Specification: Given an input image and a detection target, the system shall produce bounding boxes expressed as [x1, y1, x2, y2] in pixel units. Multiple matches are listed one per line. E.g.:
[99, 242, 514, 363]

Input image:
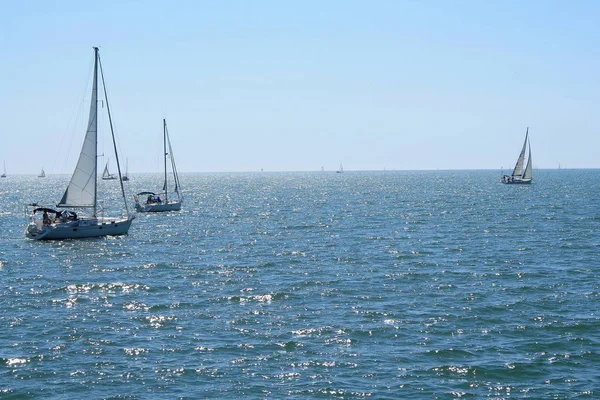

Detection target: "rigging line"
[97, 49, 129, 215]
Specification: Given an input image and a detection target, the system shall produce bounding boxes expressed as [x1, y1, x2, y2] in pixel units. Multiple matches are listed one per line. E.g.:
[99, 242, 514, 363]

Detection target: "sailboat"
[121, 159, 130, 181]
[25, 47, 135, 240]
[336, 162, 344, 173]
[1, 161, 6, 178]
[134, 119, 182, 212]
[38, 166, 45, 178]
[501, 127, 532, 184]
[102, 159, 117, 180]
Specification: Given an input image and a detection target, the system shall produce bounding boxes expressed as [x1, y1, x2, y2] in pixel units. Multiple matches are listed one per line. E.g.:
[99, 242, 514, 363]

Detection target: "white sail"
[39, 167, 45, 177]
[102, 162, 111, 178]
[523, 142, 533, 180]
[58, 51, 98, 209]
[511, 128, 528, 178]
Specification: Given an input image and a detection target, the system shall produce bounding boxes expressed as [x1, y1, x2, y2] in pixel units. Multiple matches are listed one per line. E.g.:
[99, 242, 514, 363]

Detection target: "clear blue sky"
[1, 0, 599, 173]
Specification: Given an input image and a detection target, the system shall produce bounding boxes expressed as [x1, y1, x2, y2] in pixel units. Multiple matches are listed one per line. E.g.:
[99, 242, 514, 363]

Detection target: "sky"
[1, 0, 599, 174]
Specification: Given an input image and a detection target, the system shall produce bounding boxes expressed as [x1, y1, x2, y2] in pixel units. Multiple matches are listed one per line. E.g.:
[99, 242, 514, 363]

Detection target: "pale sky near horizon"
[1, 1, 599, 174]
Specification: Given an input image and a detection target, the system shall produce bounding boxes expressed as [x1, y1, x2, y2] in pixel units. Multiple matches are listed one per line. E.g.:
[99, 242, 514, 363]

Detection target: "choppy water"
[1, 170, 599, 399]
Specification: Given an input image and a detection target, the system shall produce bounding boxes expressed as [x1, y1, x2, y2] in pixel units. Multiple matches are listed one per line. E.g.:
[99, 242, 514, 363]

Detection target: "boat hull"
[135, 201, 182, 213]
[25, 216, 134, 240]
[501, 177, 532, 184]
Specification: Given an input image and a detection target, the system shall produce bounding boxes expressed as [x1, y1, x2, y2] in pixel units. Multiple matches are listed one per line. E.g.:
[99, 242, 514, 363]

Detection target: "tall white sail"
[58, 48, 98, 210]
[523, 143, 533, 180]
[511, 128, 528, 178]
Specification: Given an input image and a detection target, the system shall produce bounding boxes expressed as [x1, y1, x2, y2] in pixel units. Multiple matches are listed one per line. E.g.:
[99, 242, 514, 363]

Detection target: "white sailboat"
[25, 47, 134, 240]
[1, 161, 6, 178]
[336, 162, 344, 173]
[134, 119, 182, 212]
[121, 158, 130, 181]
[38, 166, 45, 178]
[502, 127, 532, 184]
[102, 159, 117, 180]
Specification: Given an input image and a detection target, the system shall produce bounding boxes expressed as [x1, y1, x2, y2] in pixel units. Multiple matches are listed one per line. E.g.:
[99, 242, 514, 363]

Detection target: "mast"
[163, 118, 168, 203]
[98, 48, 129, 215]
[92, 47, 99, 216]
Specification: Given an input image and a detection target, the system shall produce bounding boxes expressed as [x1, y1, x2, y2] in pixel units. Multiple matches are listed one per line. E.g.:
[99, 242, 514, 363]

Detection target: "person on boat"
[156, 195, 162, 203]
[43, 211, 51, 225]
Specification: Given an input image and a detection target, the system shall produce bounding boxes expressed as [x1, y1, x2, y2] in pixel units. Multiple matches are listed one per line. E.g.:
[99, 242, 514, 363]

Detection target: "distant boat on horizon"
[102, 159, 117, 180]
[501, 127, 532, 184]
[336, 162, 344, 173]
[1, 161, 6, 178]
[38, 166, 45, 178]
[121, 158, 130, 181]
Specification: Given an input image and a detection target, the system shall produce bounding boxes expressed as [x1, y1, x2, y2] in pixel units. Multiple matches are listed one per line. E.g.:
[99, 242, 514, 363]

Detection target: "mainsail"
[58, 48, 98, 210]
[522, 142, 532, 180]
[511, 128, 529, 178]
[102, 162, 113, 179]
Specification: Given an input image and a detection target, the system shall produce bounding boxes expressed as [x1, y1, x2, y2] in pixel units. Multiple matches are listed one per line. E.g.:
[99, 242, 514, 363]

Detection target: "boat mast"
[163, 118, 168, 203]
[98, 48, 129, 215]
[92, 47, 99, 217]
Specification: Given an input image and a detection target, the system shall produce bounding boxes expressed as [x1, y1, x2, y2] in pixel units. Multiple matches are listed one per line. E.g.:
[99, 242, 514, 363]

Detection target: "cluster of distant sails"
[24, 47, 182, 241]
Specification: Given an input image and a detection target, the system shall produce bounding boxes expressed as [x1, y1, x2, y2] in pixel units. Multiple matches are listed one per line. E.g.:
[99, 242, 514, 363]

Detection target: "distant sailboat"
[1, 161, 6, 178]
[102, 159, 117, 180]
[502, 128, 532, 184]
[38, 167, 45, 178]
[134, 119, 182, 212]
[122, 159, 130, 181]
[336, 162, 344, 173]
[25, 47, 134, 240]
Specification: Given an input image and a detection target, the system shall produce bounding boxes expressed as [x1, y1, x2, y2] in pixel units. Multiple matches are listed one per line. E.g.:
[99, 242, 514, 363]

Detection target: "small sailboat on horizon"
[121, 158, 130, 181]
[102, 159, 117, 180]
[134, 118, 183, 212]
[38, 166, 45, 178]
[502, 127, 532, 184]
[25, 47, 134, 240]
[336, 162, 344, 173]
[1, 161, 6, 178]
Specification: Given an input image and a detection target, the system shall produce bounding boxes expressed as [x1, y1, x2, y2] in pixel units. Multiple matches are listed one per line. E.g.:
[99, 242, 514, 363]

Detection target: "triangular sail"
[103, 162, 111, 178]
[523, 141, 533, 180]
[58, 48, 98, 210]
[511, 128, 528, 178]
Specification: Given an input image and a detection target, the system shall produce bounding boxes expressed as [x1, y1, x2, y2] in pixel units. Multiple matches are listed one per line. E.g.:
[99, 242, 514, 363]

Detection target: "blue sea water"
[0, 170, 599, 399]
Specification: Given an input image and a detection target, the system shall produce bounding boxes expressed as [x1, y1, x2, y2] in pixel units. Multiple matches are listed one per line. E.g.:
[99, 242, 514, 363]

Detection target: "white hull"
[26, 216, 134, 240]
[135, 201, 182, 213]
[501, 176, 532, 184]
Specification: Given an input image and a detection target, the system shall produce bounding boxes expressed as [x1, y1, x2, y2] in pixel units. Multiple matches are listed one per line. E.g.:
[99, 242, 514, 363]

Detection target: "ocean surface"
[1, 170, 599, 399]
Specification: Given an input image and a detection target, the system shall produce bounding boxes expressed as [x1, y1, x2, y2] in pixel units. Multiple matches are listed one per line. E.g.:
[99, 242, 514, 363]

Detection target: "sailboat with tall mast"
[102, 159, 117, 180]
[25, 47, 134, 240]
[38, 166, 45, 178]
[121, 158, 130, 181]
[502, 127, 532, 184]
[134, 119, 182, 212]
[1, 161, 6, 178]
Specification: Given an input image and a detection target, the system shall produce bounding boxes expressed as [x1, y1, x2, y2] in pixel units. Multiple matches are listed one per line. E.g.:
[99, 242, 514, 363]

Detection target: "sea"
[0, 169, 599, 399]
